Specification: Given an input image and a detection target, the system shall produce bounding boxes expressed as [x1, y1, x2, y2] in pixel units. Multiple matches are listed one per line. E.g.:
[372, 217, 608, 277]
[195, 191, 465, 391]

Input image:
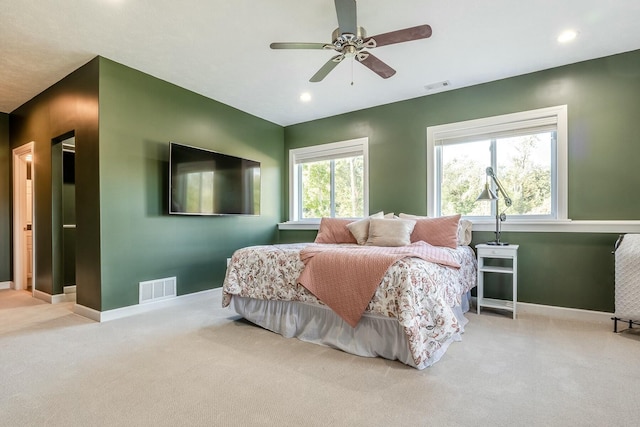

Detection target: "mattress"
[615, 234, 640, 319]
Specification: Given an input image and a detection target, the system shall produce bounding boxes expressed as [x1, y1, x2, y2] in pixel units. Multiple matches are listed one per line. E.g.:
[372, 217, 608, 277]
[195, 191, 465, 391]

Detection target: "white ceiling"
[1, 0, 639, 126]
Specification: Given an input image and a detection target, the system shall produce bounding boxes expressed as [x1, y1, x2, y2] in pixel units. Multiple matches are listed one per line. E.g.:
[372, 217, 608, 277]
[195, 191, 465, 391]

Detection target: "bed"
[222, 213, 477, 369]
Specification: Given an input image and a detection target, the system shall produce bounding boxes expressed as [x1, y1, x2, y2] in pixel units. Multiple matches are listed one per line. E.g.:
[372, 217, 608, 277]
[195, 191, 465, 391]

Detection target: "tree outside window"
[440, 132, 554, 218]
[300, 156, 364, 219]
[290, 138, 368, 221]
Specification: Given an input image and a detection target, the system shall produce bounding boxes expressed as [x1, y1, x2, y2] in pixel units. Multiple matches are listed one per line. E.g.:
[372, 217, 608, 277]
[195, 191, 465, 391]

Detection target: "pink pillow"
[408, 214, 461, 248]
[314, 218, 357, 244]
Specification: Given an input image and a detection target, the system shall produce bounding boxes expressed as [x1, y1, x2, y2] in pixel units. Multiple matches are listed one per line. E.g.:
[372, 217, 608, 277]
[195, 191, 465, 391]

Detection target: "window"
[427, 105, 568, 221]
[289, 138, 368, 221]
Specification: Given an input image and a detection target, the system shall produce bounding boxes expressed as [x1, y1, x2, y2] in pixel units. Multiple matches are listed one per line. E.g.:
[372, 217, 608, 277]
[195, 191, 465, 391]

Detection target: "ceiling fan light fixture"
[343, 45, 357, 58]
[269, 0, 432, 83]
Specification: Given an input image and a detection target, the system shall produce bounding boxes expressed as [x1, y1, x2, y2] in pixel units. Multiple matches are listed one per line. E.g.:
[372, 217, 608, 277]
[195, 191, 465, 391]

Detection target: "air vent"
[424, 80, 451, 92]
[139, 277, 177, 304]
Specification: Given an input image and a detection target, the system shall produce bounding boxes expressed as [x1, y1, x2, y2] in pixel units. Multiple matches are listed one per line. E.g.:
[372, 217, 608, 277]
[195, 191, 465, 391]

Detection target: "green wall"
[4, 50, 638, 314]
[0, 113, 9, 282]
[10, 58, 101, 308]
[282, 50, 640, 313]
[5, 56, 283, 312]
[97, 58, 284, 310]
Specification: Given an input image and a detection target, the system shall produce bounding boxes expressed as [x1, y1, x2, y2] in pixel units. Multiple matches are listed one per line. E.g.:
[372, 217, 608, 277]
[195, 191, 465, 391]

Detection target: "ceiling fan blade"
[334, 0, 357, 35]
[310, 55, 344, 82]
[270, 42, 330, 50]
[356, 52, 396, 79]
[366, 24, 432, 48]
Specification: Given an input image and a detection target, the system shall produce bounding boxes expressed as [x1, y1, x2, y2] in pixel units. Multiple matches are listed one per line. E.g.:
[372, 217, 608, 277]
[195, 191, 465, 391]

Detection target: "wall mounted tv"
[169, 142, 261, 216]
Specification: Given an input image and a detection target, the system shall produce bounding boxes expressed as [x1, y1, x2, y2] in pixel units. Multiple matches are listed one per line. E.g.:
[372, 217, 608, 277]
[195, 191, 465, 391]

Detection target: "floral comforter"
[222, 243, 477, 368]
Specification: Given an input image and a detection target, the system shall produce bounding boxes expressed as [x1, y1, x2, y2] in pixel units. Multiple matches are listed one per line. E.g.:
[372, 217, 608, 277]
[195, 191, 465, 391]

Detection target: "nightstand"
[476, 244, 519, 319]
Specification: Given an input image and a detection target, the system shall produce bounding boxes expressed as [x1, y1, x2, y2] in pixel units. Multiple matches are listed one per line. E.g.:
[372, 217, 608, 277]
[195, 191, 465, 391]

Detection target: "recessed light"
[300, 92, 312, 102]
[558, 30, 577, 43]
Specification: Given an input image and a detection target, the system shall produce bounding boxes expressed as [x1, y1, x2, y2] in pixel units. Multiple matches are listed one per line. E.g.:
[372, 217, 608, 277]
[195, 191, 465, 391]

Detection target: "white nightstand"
[476, 244, 519, 319]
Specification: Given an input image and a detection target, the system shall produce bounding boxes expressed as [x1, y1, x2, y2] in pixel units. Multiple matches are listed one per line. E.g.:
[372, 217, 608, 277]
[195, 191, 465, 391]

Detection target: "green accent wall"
[3, 50, 639, 314]
[470, 232, 616, 312]
[5, 56, 282, 312]
[277, 229, 317, 244]
[10, 58, 101, 308]
[97, 58, 283, 310]
[282, 49, 640, 313]
[0, 113, 9, 282]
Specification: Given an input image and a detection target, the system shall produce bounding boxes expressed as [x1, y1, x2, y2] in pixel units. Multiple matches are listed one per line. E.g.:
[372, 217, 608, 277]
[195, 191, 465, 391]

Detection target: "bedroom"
[1, 0, 640, 424]
[2, 52, 640, 317]
[1, 1, 639, 319]
[0, 0, 639, 325]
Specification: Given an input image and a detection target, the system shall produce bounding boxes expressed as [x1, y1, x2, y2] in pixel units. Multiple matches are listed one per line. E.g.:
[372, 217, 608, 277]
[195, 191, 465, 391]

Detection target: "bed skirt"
[230, 292, 471, 369]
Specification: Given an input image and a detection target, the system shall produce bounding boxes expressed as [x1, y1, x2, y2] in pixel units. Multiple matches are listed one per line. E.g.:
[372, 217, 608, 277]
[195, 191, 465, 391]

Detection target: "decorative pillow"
[346, 211, 384, 245]
[314, 218, 357, 244]
[399, 213, 472, 246]
[399, 213, 461, 248]
[365, 218, 416, 247]
[458, 219, 473, 245]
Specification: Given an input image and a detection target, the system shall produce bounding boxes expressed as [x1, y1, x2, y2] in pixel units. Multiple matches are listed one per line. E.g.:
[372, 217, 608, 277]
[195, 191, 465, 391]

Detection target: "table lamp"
[476, 166, 512, 245]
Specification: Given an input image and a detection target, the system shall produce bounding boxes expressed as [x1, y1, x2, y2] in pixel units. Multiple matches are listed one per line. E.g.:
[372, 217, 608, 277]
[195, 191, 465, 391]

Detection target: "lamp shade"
[476, 183, 498, 201]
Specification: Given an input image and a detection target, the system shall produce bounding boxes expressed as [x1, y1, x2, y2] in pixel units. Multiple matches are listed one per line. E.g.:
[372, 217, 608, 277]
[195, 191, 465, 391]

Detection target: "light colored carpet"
[0, 288, 638, 427]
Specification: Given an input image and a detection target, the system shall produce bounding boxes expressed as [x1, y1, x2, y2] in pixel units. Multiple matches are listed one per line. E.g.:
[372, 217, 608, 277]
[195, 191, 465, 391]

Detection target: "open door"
[12, 142, 35, 293]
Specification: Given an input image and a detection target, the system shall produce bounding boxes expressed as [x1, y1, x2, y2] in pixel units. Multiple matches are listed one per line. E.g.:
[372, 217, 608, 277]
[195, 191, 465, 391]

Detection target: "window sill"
[278, 221, 320, 230]
[472, 219, 640, 233]
[279, 219, 640, 233]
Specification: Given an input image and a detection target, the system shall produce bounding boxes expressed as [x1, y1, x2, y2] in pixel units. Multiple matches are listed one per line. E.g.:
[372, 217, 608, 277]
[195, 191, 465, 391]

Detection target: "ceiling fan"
[270, 0, 432, 82]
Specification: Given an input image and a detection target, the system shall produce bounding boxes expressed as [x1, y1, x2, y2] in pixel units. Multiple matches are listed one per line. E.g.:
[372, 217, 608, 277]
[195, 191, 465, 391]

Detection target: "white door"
[12, 142, 35, 293]
[26, 179, 33, 285]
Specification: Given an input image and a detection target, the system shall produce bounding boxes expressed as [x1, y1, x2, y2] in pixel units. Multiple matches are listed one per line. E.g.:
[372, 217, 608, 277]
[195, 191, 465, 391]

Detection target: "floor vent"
[139, 277, 177, 304]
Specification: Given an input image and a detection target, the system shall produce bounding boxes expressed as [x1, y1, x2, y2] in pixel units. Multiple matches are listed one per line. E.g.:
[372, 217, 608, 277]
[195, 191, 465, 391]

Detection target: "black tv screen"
[169, 142, 261, 215]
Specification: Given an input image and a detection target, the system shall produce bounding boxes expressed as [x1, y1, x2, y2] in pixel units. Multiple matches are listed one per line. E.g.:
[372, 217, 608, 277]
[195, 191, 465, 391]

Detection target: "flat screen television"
[169, 142, 261, 215]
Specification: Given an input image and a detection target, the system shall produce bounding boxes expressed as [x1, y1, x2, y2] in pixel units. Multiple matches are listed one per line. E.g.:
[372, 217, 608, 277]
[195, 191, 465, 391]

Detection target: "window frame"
[288, 137, 369, 223]
[426, 105, 568, 222]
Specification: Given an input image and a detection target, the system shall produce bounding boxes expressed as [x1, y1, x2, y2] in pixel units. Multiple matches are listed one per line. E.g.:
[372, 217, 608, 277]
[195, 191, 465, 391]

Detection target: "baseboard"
[471, 297, 613, 323]
[68, 288, 609, 324]
[0, 281, 12, 290]
[74, 288, 222, 322]
[34, 289, 76, 304]
[73, 304, 101, 322]
[52, 292, 76, 304]
[517, 301, 613, 323]
[34, 289, 52, 303]
[64, 285, 76, 294]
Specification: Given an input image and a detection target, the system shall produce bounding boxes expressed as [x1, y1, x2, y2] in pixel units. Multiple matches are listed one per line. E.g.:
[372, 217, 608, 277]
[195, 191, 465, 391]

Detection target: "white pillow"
[458, 219, 473, 245]
[347, 211, 384, 245]
[365, 218, 416, 247]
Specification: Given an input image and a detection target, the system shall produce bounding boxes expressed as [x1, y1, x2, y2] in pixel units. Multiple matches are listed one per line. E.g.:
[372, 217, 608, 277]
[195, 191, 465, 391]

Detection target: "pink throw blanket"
[297, 241, 461, 327]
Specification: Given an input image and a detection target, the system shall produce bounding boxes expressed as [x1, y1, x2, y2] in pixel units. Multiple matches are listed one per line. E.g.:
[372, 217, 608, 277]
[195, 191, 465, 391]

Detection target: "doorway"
[60, 136, 76, 294]
[50, 133, 77, 301]
[12, 142, 35, 294]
